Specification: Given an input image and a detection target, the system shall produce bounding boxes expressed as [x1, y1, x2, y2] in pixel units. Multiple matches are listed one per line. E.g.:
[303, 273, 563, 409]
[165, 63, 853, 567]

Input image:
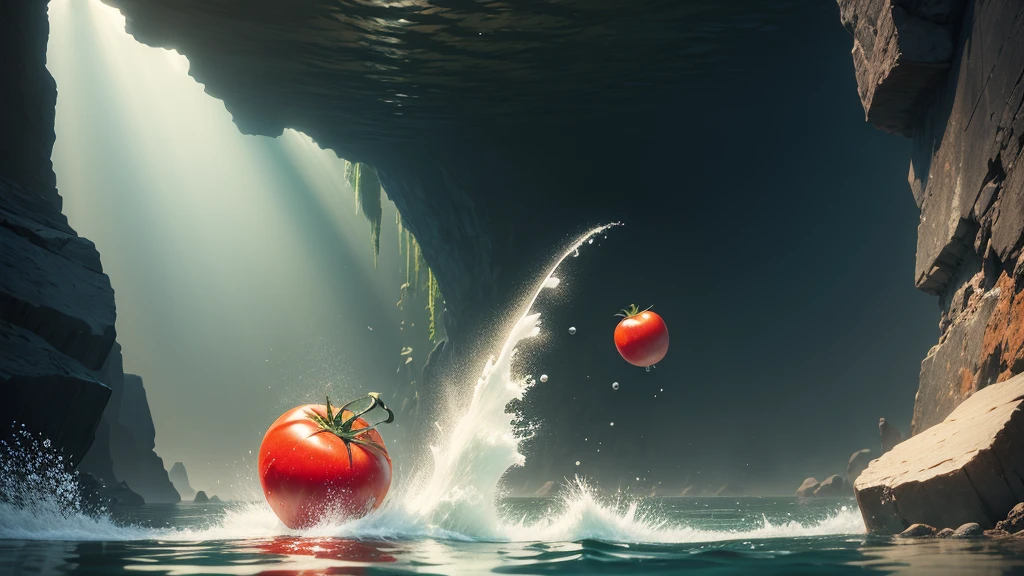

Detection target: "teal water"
[3, 498, 1024, 575]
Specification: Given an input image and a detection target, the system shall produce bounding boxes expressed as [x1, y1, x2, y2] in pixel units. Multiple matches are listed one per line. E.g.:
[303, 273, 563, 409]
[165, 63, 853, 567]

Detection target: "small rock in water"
[588, 239, 593, 244]
[952, 523, 983, 538]
[936, 528, 955, 538]
[796, 478, 819, 498]
[612, 382, 619, 390]
[540, 374, 548, 383]
[996, 502, 1024, 534]
[568, 327, 576, 335]
[898, 524, 937, 538]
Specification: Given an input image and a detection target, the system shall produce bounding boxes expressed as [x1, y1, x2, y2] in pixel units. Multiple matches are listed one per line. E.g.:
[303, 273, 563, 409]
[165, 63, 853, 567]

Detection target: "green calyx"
[307, 393, 395, 452]
[615, 304, 652, 318]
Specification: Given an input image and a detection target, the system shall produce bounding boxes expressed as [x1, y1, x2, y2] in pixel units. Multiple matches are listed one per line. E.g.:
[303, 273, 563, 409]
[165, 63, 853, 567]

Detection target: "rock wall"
[839, 0, 1024, 434]
[78, 345, 180, 503]
[0, 0, 115, 467]
[1, 3, 178, 503]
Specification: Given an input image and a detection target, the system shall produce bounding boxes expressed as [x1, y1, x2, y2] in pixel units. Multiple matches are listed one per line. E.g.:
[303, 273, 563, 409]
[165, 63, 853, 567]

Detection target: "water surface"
[3, 498, 1024, 575]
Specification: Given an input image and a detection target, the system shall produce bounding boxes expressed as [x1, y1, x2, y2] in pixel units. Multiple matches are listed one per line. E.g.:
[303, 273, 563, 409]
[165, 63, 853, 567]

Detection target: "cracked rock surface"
[855, 374, 1024, 533]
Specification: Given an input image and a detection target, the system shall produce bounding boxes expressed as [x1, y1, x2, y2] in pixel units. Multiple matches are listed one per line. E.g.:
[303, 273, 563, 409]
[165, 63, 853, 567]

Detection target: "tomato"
[614, 304, 669, 367]
[258, 394, 393, 529]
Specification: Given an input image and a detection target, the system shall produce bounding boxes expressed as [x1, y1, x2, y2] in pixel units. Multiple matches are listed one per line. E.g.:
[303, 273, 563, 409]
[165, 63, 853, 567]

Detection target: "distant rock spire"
[879, 417, 902, 454]
[169, 461, 196, 499]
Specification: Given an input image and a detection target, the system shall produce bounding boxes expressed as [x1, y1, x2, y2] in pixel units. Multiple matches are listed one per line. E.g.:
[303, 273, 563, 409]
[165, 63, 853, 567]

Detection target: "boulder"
[813, 475, 849, 497]
[899, 523, 937, 538]
[847, 449, 872, 485]
[936, 527, 954, 538]
[952, 522, 983, 538]
[995, 502, 1024, 534]
[796, 478, 819, 498]
[169, 462, 196, 499]
[193, 491, 210, 504]
[855, 375, 1024, 533]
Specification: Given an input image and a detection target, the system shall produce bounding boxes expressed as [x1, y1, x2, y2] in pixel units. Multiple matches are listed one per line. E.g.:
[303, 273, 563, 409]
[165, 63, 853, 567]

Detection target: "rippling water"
[3, 499, 1024, 575]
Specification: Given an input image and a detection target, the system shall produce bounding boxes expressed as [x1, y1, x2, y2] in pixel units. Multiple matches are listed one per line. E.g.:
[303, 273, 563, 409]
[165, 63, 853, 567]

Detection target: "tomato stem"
[614, 303, 653, 318]
[307, 393, 394, 450]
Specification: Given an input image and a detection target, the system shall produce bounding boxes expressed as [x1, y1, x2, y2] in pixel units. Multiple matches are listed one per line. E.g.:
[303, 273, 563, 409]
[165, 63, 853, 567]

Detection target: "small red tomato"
[258, 394, 394, 529]
[614, 304, 670, 367]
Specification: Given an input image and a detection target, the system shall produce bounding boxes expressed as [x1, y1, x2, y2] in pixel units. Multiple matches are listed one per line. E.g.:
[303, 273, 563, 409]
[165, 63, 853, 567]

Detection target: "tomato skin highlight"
[258, 404, 392, 529]
[614, 310, 670, 367]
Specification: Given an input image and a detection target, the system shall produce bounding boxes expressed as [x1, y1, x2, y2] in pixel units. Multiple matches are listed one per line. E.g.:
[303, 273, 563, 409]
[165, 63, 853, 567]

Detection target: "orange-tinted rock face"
[839, 0, 1024, 436]
[980, 271, 1024, 386]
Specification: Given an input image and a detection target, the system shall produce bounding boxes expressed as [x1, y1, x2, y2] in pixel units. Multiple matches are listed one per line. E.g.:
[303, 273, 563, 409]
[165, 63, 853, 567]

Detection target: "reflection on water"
[3, 500, 1024, 575]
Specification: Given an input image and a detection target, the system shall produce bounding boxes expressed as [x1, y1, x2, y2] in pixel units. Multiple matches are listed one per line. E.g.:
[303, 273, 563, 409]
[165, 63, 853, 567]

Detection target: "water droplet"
[568, 326, 576, 335]
[610, 422, 615, 427]
[540, 374, 548, 383]
[660, 388, 663, 392]
[611, 382, 619, 390]
[588, 239, 593, 244]
[645, 366, 651, 372]
[575, 461, 581, 466]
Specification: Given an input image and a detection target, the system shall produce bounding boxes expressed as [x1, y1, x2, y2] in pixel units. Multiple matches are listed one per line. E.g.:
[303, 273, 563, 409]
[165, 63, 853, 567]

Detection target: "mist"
[47, 0, 430, 499]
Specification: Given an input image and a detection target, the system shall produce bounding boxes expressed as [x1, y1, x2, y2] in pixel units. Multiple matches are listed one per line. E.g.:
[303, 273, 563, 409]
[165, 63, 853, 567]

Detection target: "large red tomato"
[614, 304, 669, 367]
[258, 394, 393, 529]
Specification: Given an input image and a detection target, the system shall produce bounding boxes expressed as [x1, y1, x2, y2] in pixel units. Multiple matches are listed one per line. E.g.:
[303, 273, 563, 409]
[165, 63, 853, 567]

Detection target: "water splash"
[0, 222, 867, 544]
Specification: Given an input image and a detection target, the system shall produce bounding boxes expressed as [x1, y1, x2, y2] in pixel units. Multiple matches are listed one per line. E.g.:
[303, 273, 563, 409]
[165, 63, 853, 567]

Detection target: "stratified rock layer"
[854, 375, 1024, 533]
[839, 0, 1024, 434]
[0, 319, 109, 466]
[0, 0, 117, 466]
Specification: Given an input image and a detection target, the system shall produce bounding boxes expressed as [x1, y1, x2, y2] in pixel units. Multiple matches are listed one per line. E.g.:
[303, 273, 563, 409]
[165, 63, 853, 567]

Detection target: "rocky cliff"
[79, 347, 180, 503]
[0, 0, 115, 467]
[1, 2, 178, 503]
[839, 0, 1024, 433]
